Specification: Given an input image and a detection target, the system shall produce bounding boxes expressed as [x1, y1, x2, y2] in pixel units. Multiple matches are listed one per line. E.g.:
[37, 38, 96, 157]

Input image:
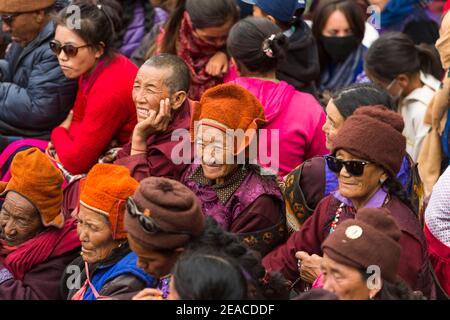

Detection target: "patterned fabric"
[191, 165, 246, 204]
[425, 167, 450, 246]
[156, 276, 171, 299]
[0, 267, 13, 285]
[183, 164, 283, 231]
[319, 45, 366, 93]
[157, 11, 225, 100]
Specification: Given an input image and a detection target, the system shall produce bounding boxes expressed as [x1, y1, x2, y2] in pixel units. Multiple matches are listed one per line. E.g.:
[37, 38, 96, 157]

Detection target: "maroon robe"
[262, 194, 436, 298]
[114, 99, 193, 182]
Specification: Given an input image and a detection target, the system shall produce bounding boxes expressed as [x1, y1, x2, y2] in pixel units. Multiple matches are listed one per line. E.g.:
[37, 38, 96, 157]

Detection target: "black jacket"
[0, 21, 77, 139]
[276, 19, 320, 97]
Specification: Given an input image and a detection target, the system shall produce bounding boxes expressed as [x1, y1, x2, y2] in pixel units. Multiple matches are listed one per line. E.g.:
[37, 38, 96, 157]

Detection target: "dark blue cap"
[242, 0, 301, 23]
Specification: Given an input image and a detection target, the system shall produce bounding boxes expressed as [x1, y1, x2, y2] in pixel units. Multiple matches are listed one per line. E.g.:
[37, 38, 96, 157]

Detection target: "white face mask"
[386, 78, 404, 108]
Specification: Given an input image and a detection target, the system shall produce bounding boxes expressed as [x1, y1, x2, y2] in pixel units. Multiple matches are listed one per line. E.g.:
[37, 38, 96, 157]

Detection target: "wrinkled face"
[322, 10, 353, 37]
[76, 205, 117, 264]
[193, 19, 234, 47]
[1, 11, 44, 47]
[127, 235, 179, 279]
[132, 65, 172, 123]
[322, 99, 345, 150]
[321, 254, 374, 300]
[0, 192, 43, 246]
[368, 0, 389, 11]
[195, 124, 239, 183]
[53, 25, 103, 79]
[335, 150, 386, 204]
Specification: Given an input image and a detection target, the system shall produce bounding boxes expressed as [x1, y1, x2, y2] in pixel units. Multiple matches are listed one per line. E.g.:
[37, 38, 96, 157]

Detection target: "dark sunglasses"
[49, 40, 92, 58]
[1, 13, 20, 25]
[126, 197, 161, 234]
[325, 155, 371, 177]
[126, 197, 192, 236]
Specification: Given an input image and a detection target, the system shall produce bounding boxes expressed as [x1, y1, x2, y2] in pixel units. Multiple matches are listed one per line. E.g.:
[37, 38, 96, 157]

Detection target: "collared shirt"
[332, 187, 388, 209]
[401, 72, 441, 161]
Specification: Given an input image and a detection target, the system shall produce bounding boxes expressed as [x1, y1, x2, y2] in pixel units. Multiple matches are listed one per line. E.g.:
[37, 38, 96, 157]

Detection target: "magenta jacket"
[230, 77, 328, 177]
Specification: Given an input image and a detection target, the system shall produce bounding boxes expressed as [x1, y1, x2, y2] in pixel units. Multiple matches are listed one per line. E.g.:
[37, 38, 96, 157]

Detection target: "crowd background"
[0, 0, 448, 300]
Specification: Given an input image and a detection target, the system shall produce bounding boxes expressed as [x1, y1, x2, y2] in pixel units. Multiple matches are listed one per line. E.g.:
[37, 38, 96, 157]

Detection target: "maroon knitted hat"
[124, 177, 205, 251]
[322, 207, 402, 283]
[332, 106, 406, 177]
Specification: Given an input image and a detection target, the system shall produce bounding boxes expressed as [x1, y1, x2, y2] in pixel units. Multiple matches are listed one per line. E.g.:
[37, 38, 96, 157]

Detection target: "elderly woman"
[62, 164, 155, 300]
[263, 106, 435, 298]
[181, 83, 286, 256]
[320, 207, 425, 300]
[126, 176, 288, 300]
[283, 83, 423, 232]
[125, 176, 206, 300]
[0, 148, 80, 299]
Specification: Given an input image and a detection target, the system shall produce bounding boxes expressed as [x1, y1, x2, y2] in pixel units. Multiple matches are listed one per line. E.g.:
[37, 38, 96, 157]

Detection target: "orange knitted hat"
[0, 0, 55, 13]
[0, 147, 65, 229]
[80, 164, 139, 240]
[191, 83, 267, 155]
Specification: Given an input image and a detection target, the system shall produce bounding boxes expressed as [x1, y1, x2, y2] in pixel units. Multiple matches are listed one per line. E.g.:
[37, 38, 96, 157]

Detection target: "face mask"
[320, 35, 360, 63]
[386, 78, 404, 109]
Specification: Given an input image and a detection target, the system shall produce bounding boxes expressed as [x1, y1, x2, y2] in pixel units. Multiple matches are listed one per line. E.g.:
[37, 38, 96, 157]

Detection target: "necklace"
[329, 203, 356, 234]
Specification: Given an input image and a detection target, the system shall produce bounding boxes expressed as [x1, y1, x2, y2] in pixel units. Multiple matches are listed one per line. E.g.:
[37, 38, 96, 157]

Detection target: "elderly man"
[62, 53, 193, 215]
[0, 148, 80, 300]
[114, 53, 193, 182]
[0, 0, 77, 143]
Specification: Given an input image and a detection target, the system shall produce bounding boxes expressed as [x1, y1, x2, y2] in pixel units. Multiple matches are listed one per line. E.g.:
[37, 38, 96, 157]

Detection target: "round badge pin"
[345, 225, 363, 239]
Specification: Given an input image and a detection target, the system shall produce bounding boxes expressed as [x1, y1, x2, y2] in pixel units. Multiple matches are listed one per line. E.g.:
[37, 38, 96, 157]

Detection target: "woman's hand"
[206, 51, 229, 77]
[131, 98, 171, 155]
[59, 111, 73, 130]
[132, 288, 164, 300]
[295, 251, 323, 284]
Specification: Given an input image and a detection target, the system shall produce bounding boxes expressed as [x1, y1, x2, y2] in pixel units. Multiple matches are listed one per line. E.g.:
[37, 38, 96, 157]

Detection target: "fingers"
[295, 251, 309, 261]
[132, 288, 163, 300]
[221, 61, 229, 74]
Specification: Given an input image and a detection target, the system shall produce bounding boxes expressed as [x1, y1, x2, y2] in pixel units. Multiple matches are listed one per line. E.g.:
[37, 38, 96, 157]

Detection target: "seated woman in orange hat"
[181, 83, 286, 256]
[61, 164, 156, 300]
[0, 148, 80, 300]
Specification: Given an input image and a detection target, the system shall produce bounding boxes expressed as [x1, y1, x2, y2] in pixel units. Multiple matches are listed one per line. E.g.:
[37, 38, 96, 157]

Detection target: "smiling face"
[132, 65, 173, 123]
[195, 123, 239, 184]
[321, 254, 379, 300]
[335, 150, 387, 208]
[53, 25, 103, 79]
[127, 235, 179, 279]
[76, 205, 118, 264]
[0, 192, 44, 247]
[322, 99, 345, 150]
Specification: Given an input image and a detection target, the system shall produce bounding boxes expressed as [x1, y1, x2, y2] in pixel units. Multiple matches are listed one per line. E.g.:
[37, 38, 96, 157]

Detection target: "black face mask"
[320, 35, 361, 63]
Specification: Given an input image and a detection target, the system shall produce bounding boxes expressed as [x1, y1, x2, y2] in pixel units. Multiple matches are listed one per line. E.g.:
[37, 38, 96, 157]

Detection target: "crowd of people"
[0, 0, 448, 300]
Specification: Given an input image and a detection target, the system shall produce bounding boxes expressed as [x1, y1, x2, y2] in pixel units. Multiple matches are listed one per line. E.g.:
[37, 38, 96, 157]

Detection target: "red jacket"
[51, 55, 138, 174]
[263, 195, 435, 298]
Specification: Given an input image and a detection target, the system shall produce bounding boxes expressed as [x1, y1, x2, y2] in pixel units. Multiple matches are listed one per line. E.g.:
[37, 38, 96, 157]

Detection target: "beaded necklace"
[329, 203, 355, 234]
[329, 194, 390, 234]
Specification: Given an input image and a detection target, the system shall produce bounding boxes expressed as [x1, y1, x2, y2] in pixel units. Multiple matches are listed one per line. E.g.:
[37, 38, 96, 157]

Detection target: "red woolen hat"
[191, 83, 267, 155]
[80, 164, 139, 240]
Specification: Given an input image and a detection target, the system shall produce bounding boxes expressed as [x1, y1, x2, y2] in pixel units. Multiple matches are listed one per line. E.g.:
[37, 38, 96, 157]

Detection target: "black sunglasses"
[49, 40, 92, 58]
[325, 155, 371, 177]
[126, 197, 162, 234]
[126, 197, 192, 235]
[0, 11, 32, 25]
